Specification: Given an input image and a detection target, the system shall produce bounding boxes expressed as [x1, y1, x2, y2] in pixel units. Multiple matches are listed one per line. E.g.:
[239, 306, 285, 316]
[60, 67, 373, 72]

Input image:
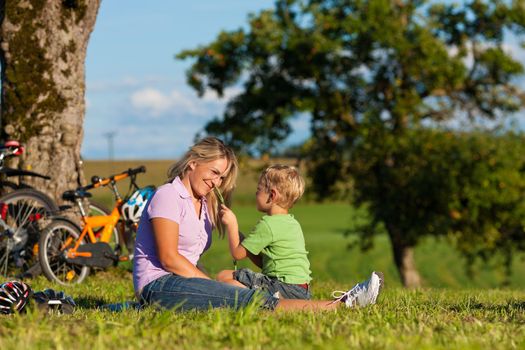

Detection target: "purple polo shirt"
[133, 176, 213, 295]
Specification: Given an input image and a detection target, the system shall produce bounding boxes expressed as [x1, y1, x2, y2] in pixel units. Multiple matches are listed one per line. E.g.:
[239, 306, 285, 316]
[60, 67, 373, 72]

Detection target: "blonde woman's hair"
[259, 164, 305, 209]
[167, 137, 238, 236]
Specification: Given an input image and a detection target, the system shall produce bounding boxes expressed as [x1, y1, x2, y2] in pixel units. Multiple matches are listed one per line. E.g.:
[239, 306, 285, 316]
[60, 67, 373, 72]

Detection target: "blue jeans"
[140, 274, 279, 311]
[234, 268, 311, 300]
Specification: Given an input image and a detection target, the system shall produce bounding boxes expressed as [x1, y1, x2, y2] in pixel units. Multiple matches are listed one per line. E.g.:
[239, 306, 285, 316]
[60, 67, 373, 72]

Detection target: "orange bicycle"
[38, 166, 155, 284]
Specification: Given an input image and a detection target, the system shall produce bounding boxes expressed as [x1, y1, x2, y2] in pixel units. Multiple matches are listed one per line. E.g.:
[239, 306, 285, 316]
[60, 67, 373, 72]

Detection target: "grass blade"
[214, 186, 225, 205]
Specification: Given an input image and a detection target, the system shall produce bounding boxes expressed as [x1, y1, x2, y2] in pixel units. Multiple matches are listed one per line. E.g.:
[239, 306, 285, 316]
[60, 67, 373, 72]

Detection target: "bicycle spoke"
[0, 189, 58, 277]
[39, 220, 88, 284]
[0, 244, 9, 276]
[10, 200, 37, 232]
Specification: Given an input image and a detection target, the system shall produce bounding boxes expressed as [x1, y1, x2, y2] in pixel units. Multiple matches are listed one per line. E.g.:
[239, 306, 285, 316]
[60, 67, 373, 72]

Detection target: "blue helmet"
[121, 186, 155, 223]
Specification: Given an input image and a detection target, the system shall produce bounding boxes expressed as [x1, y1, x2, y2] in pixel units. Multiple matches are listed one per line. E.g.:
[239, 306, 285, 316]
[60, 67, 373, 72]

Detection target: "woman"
[133, 137, 382, 311]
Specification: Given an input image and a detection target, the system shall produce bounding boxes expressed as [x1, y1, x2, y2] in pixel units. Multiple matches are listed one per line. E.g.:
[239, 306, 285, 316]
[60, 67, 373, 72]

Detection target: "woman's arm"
[151, 217, 210, 279]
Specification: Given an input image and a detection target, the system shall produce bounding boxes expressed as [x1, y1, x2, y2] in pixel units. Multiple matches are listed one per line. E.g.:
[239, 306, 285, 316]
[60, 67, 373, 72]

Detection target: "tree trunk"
[387, 224, 422, 288]
[0, 0, 101, 202]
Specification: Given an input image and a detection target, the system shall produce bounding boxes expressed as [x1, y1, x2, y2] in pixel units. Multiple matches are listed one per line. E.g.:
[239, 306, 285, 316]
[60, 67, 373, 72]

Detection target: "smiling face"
[187, 158, 229, 198]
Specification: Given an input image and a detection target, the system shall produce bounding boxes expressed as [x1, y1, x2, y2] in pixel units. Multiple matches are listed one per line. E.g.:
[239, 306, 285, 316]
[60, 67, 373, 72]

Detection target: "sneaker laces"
[330, 283, 363, 305]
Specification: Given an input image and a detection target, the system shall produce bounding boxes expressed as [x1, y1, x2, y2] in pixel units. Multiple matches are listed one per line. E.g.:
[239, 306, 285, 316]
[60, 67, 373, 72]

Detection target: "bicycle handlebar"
[82, 166, 146, 191]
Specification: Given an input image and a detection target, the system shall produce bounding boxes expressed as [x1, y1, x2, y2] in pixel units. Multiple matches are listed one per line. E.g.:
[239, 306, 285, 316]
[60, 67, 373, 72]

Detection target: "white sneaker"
[331, 271, 384, 308]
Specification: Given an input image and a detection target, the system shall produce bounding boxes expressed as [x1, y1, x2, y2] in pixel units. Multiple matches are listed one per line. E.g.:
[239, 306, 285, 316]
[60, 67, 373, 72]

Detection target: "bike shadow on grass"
[74, 295, 141, 312]
[74, 295, 110, 309]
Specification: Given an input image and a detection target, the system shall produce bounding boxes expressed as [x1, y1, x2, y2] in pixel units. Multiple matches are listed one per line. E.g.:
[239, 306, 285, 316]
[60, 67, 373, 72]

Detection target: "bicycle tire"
[0, 188, 59, 278]
[38, 218, 90, 285]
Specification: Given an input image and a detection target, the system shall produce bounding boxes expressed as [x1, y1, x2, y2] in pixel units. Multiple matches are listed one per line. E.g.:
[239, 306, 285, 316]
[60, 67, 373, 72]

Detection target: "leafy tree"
[444, 131, 525, 281]
[348, 128, 525, 286]
[178, 0, 525, 286]
[0, 0, 101, 200]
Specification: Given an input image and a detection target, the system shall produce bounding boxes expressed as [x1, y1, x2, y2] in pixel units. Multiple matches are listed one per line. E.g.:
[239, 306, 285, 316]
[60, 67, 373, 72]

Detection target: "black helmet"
[33, 289, 76, 314]
[0, 281, 32, 314]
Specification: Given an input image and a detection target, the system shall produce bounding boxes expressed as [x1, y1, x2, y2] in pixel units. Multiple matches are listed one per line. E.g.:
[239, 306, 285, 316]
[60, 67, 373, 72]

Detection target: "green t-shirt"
[241, 214, 312, 284]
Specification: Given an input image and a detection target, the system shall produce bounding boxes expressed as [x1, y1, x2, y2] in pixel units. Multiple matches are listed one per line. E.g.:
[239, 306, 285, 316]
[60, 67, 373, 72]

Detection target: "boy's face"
[255, 181, 272, 213]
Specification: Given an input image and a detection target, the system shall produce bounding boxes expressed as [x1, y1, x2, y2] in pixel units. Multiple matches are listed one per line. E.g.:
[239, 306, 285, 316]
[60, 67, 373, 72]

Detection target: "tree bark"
[388, 224, 422, 288]
[0, 0, 101, 202]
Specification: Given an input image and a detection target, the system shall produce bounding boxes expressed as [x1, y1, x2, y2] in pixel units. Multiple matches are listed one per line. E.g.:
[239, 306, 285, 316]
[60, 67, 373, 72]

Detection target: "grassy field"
[1, 271, 524, 349]
[2, 160, 522, 349]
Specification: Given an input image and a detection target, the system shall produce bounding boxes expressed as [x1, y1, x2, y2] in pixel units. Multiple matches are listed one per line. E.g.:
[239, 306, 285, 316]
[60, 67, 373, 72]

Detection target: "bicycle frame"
[61, 166, 146, 260]
[64, 199, 123, 259]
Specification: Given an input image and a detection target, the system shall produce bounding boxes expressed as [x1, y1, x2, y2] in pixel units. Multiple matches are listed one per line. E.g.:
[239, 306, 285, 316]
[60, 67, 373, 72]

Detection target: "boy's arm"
[246, 251, 263, 268]
[220, 205, 249, 260]
[227, 225, 250, 261]
[239, 231, 263, 268]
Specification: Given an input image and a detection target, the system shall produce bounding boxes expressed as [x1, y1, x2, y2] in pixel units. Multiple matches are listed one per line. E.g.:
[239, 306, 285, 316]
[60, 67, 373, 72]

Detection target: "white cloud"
[201, 87, 242, 102]
[130, 88, 173, 116]
[87, 75, 176, 92]
[130, 87, 212, 117]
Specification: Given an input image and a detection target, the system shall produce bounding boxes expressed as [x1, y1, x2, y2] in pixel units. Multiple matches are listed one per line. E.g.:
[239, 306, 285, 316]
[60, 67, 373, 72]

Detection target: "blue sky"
[83, 1, 525, 160]
[83, 0, 311, 160]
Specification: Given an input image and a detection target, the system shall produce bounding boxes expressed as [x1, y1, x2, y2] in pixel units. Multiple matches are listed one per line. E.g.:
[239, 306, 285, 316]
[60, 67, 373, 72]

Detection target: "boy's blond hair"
[259, 164, 305, 209]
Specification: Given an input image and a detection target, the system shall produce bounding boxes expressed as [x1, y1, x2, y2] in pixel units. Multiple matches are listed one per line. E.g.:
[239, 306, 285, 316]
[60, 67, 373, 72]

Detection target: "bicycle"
[38, 166, 155, 284]
[0, 140, 52, 191]
[0, 142, 60, 278]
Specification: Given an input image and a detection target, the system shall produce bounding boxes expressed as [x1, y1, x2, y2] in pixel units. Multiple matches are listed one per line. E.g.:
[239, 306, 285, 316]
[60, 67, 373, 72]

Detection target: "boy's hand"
[219, 204, 248, 260]
[219, 204, 238, 228]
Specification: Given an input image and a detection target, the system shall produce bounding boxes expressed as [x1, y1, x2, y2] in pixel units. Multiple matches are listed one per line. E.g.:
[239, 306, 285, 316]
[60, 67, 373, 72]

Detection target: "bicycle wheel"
[0, 188, 59, 278]
[39, 218, 90, 285]
[88, 200, 121, 253]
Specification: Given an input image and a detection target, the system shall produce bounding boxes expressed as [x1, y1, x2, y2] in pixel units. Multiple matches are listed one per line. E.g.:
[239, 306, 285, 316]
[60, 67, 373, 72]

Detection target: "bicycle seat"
[62, 189, 92, 201]
[1, 140, 24, 156]
[3, 140, 20, 147]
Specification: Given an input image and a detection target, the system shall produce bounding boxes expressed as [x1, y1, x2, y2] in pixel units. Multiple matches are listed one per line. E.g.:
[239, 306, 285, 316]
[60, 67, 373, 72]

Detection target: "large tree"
[0, 0, 101, 201]
[178, 0, 525, 286]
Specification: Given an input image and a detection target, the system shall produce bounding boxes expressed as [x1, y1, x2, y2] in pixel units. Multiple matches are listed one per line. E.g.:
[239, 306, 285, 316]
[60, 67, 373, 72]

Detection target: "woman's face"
[188, 158, 229, 198]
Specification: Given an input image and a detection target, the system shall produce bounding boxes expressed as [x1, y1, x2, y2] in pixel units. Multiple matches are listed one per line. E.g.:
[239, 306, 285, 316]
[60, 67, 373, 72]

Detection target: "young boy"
[217, 164, 312, 299]
[218, 164, 383, 305]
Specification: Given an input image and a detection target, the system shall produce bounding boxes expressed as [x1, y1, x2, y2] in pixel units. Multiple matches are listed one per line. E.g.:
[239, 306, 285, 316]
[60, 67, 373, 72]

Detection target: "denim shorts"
[234, 268, 311, 300]
[140, 274, 279, 311]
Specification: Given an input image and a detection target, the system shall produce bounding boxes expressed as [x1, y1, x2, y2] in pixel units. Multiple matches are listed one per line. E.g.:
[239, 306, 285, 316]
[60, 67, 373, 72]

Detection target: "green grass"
[7, 160, 518, 349]
[2, 271, 524, 350]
